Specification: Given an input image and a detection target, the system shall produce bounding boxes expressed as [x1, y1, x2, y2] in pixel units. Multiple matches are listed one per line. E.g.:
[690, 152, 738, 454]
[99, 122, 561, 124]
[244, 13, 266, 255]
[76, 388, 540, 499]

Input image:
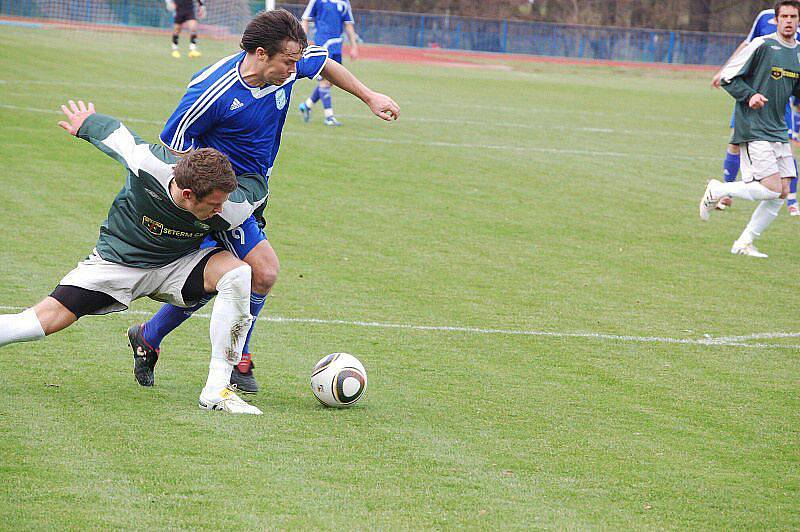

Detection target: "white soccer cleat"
[199, 385, 263, 415]
[700, 179, 724, 221]
[789, 203, 800, 216]
[731, 241, 768, 258]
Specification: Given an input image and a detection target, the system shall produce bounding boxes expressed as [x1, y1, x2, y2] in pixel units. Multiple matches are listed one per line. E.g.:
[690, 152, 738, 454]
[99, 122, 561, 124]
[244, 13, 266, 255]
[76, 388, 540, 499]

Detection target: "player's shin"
[723, 150, 741, 182]
[0, 308, 45, 347]
[142, 298, 210, 349]
[203, 265, 253, 395]
[739, 198, 783, 244]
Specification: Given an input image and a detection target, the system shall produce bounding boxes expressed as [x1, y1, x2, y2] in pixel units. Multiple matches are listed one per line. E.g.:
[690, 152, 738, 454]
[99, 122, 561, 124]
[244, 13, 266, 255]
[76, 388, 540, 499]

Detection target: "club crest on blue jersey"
[275, 88, 287, 110]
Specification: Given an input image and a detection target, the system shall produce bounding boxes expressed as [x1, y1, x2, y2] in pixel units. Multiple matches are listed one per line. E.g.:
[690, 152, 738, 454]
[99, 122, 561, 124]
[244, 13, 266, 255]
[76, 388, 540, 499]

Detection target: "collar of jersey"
[236, 60, 297, 99]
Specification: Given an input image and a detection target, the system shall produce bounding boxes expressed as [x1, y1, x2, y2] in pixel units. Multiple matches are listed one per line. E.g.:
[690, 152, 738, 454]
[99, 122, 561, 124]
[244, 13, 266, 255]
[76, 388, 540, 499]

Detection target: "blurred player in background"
[298, 0, 359, 126]
[700, 0, 800, 257]
[127, 9, 399, 393]
[166, 0, 206, 58]
[711, 5, 800, 214]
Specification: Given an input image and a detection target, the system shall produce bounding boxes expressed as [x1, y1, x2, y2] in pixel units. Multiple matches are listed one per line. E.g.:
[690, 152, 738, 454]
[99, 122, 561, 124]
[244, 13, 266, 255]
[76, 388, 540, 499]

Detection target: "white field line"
[0, 103, 716, 161]
[0, 79, 719, 133]
[1, 304, 798, 350]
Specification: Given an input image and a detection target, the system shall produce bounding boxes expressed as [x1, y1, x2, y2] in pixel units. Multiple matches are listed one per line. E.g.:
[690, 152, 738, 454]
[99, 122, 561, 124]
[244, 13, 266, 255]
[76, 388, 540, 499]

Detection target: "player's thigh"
[185, 19, 198, 32]
[242, 240, 280, 293]
[31, 297, 77, 335]
[201, 250, 248, 293]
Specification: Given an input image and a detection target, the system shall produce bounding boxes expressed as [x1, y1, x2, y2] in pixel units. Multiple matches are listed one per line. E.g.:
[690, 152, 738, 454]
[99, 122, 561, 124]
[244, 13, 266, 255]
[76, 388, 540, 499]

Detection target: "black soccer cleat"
[127, 324, 159, 387]
[230, 358, 259, 394]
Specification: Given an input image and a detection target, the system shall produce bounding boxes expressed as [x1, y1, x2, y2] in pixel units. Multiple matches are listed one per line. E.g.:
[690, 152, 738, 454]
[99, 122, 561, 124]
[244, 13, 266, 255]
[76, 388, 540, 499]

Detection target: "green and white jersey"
[721, 32, 800, 144]
[77, 114, 268, 268]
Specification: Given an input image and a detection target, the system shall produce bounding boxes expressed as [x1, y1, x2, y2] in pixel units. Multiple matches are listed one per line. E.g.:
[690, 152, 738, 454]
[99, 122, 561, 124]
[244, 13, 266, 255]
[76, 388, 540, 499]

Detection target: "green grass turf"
[0, 26, 798, 529]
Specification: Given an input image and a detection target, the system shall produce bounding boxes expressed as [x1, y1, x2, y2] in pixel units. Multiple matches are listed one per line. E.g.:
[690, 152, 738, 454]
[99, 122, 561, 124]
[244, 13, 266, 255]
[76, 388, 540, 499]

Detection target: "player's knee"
[217, 264, 252, 299]
[250, 257, 279, 294]
[728, 144, 740, 154]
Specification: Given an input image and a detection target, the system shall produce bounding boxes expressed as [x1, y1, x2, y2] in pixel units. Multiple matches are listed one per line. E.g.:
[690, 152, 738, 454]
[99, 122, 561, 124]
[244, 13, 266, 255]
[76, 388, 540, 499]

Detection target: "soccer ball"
[311, 353, 367, 407]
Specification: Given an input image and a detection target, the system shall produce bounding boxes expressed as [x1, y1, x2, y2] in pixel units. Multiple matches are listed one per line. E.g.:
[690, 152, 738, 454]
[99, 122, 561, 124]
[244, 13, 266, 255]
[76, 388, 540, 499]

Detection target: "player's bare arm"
[58, 99, 95, 135]
[345, 22, 358, 60]
[320, 60, 399, 121]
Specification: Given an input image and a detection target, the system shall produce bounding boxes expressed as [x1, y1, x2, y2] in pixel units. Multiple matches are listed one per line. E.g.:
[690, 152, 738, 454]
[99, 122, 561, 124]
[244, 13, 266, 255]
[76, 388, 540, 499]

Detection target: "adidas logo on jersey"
[230, 98, 244, 111]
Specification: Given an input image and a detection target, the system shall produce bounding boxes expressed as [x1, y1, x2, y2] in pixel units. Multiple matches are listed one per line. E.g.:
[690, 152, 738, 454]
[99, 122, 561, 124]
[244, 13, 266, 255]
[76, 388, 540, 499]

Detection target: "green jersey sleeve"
[721, 38, 764, 103]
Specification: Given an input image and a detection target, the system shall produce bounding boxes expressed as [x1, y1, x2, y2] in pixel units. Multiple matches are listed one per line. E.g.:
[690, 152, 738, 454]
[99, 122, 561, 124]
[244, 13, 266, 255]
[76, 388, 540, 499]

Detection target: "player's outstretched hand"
[711, 71, 722, 88]
[367, 92, 399, 121]
[749, 93, 768, 110]
[58, 100, 95, 136]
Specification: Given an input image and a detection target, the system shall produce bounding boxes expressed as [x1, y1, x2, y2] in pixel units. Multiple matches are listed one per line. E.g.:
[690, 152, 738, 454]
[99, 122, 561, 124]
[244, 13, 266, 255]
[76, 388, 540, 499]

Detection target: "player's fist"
[165, 0, 175, 13]
[58, 100, 95, 136]
[749, 93, 768, 110]
[197, 5, 206, 19]
[711, 71, 722, 88]
[366, 91, 399, 121]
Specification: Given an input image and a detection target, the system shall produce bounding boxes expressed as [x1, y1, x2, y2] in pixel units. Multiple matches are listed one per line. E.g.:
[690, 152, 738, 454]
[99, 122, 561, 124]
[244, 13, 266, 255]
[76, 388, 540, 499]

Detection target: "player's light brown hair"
[240, 9, 308, 57]
[775, 0, 800, 16]
[173, 148, 237, 200]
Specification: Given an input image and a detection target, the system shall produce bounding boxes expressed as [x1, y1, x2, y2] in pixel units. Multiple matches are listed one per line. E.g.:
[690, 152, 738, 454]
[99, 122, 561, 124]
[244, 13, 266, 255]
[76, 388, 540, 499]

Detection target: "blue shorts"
[200, 214, 266, 260]
[329, 52, 343, 64]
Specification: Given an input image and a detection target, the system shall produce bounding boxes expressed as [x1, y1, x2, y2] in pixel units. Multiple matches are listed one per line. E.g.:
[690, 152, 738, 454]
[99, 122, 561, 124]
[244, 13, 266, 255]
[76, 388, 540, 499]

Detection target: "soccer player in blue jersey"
[126, 9, 399, 393]
[298, 0, 359, 126]
[712, 6, 800, 214]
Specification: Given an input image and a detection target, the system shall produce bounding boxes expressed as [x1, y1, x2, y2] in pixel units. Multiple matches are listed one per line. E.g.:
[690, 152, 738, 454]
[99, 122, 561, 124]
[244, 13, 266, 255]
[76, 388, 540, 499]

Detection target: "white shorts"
[739, 141, 796, 182]
[58, 247, 219, 315]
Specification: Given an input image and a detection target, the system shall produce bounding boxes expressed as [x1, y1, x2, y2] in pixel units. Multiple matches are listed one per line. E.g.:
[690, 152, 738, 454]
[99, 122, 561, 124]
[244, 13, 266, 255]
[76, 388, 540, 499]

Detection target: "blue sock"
[789, 167, 798, 207]
[310, 86, 320, 103]
[142, 296, 212, 349]
[242, 292, 267, 355]
[320, 87, 332, 111]
[723, 150, 740, 182]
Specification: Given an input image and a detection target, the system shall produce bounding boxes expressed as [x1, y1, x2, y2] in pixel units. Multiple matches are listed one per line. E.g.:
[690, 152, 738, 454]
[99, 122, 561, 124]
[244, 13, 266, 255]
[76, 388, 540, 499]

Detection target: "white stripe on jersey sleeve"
[301, 0, 316, 20]
[169, 69, 237, 152]
[101, 125, 174, 189]
[747, 10, 773, 42]
[303, 45, 328, 57]
[219, 195, 268, 229]
[188, 52, 240, 88]
[721, 36, 765, 83]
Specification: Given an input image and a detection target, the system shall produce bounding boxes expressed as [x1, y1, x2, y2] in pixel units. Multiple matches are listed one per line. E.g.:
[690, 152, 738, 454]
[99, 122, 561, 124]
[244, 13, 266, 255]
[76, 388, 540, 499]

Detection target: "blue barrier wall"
[0, 0, 743, 65]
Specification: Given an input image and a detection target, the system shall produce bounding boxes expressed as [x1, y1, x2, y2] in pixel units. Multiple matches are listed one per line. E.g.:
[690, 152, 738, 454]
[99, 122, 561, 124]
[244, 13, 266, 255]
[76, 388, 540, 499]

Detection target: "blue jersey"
[302, 0, 354, 55]
[161, 46, 329, 178]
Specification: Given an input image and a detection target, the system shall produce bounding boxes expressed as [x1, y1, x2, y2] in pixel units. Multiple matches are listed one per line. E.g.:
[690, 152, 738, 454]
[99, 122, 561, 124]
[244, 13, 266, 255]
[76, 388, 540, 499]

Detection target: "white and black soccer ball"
[311, 353, 367, 408]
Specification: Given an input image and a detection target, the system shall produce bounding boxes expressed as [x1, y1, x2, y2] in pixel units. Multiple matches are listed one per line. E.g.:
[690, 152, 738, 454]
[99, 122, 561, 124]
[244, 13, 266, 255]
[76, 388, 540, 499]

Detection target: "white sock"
[0, 308, 45, 348]
[715, 180, 781, 201]
[203, 265, 253, 395]
[324, 108, 335, 118]
[737, 198, 783, 244]
[305, 97, 314, 108]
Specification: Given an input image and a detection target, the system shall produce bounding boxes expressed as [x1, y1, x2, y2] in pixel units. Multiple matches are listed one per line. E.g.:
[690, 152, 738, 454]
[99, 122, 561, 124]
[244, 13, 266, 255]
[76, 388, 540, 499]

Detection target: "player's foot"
[230, 356, 259, 394]
[127, 324, 159, 386]
[298, 102, 311, 123]
[716, 197, 733, 211]
[188, 49, 202, 58]
[731, 241, 768, 258]
[699, 179, 723, 221]
[199, 385, 262, 415]
[788, 203, 800, 216]
[171, 50, 181, 59]
[324, 116, 342, 127]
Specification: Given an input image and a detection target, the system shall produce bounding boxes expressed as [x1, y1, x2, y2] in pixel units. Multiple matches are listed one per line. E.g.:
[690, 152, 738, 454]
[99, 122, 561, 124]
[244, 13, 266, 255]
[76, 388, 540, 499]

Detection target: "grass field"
[1, 25, 798, 529]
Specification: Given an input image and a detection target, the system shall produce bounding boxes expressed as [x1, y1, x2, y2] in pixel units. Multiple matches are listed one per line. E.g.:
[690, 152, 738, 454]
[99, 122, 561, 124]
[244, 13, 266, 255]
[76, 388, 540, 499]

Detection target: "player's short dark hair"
[240, 9, 307, 56]
[775, 0, 800, 16]
[173, 148, 237, 200]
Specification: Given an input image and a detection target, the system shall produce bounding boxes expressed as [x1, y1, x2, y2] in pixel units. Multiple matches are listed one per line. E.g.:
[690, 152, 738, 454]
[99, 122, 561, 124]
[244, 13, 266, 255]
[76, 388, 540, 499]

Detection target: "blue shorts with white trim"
[200, 214, 267, 260]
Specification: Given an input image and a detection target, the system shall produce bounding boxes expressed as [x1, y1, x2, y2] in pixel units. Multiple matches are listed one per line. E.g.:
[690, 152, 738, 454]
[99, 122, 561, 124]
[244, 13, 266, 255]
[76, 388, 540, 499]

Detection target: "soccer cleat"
[716, 197, 733, 211]
[188, 49, 202, 58]
[324, 116, 342, 127]
[230, 356, 259, 394]
[127, 324, 159, 386]
[298, 102, 311, 123]
[171, 50, 181, 59]
[699, 179, 723, 221]
[789, 203, 800, 216]
[731, 241, 768, 258]
[199, 385, 262, 415]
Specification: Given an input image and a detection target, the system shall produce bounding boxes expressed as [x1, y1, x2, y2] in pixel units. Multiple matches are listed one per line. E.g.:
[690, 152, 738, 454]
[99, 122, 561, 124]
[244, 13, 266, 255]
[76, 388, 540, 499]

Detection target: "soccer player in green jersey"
[0, 100, 267, 414]
[700, 0, 800, 258]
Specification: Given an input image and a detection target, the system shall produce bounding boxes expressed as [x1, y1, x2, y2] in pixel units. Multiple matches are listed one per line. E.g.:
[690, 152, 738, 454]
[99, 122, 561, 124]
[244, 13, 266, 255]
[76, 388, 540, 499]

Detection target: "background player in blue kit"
[126, 9, 399, 393]
[712, 7, 800, 213]
[298, 0, 359, 126]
